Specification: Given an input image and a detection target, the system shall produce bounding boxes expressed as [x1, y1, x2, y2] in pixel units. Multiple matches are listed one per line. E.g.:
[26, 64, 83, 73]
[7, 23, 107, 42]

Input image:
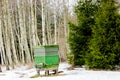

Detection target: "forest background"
[1, 0, 120, 72]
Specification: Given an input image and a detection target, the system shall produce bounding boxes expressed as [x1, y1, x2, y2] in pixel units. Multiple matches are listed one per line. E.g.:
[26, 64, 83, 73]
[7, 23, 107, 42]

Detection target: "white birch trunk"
[54, 0, 57, 45]
[0, 5, 3, 72]
[0, 3, 7, 69]
[30, 0, 36, 46]
[22, 0, 31, 63]
[41, 0, 46, 45]
[17, 0, 25, 64]
[6, 0, 18, 66]
[34, 0, 40, 45]
[3, 0, 13, 68]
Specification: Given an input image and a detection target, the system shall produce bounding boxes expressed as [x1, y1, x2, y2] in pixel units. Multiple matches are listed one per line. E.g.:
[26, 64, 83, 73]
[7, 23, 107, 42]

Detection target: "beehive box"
[33, 45, 59, 69]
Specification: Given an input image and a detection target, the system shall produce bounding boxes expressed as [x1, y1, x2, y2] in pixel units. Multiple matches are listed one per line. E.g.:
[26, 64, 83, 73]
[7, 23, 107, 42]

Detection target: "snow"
[0, 63, 120, 80]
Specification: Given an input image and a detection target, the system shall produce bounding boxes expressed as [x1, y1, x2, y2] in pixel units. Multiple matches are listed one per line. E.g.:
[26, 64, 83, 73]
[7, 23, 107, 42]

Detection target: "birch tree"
[53, 0, 57, 44]
[0, 0, 77, 69]
[3, 0, 13, 70]
[41, 0, 46, 45]
[6, 0, 18, 67]
[0, 3, 4, 72]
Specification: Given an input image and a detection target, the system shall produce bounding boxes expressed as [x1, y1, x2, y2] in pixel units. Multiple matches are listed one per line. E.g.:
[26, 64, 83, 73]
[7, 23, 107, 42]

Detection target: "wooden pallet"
[30, 71, 64, 78]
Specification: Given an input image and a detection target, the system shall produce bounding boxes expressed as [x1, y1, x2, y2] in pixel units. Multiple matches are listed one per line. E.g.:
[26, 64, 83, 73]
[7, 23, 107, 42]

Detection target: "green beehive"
[33, 45, 59, 70]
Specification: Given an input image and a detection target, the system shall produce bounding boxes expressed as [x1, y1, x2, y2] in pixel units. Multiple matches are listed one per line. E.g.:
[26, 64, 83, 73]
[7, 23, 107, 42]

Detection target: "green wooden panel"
[45, 64, 59, 69]
[46, 51, 58, 56]
[45, 48, 58, 52]
[34, 48, 45, 53]
[34, 52, 45, 56]
[45, 55, 59, 65]
[34, 56, 45, 64]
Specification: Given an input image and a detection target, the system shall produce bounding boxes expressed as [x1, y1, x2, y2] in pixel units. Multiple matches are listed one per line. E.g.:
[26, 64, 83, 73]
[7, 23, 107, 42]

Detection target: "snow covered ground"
[0, 63, 120, 80]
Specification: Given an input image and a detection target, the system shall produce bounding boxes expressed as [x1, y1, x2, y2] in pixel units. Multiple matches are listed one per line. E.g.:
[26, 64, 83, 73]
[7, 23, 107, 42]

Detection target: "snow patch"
[0, 63, 120, 80]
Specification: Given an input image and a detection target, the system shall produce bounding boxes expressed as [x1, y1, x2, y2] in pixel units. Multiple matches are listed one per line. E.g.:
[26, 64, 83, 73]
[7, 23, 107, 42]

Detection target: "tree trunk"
[6, 0, 18, 67]
[41, 0, 46, 45]
[54, 0, 57, 45]
[17, 0, 25, 64]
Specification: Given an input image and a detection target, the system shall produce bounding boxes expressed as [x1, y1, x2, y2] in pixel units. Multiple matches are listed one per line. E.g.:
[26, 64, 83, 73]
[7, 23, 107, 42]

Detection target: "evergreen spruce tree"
[86, 0, 120, 69]
[68, 0, 98, 66]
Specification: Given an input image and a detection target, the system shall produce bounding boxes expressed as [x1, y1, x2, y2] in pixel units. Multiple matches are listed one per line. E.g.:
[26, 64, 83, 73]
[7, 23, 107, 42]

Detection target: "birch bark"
[17, 0, 25, 64]
[6, 0, 18, 66]
[41, 0, 46, 45]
